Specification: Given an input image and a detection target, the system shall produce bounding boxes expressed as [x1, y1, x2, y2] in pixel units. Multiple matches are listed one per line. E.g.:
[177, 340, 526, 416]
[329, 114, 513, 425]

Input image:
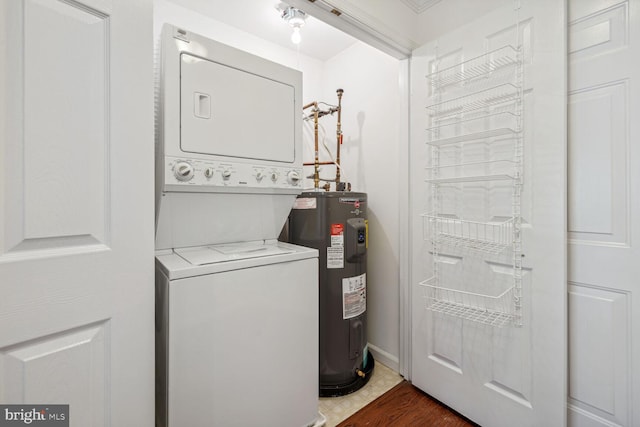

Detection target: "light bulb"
[291, 27, 301, 44]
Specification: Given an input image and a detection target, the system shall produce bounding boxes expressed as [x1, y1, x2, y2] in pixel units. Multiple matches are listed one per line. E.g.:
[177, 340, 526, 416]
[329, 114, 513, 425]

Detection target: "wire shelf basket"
[421, 43, 524, 328]
[426, 45, 520, 89]
[426, 83, 520, 118]
[427, 127, 517, 147]
[423, 214, 514, 254]
[419, 277, 518, 327]
[426, 111, 519, 146]
[425, 159, 518, 183]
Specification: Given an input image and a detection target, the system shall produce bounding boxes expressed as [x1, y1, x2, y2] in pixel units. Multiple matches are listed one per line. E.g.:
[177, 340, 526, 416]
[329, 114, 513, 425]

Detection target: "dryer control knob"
[204, 167, 214, 179]
[174, 162, 194, 182]
[222, 169, 232, 180]
[255, 171, 265, 182]
[287, 171, 300, 185]
[270, 172, 279, 182]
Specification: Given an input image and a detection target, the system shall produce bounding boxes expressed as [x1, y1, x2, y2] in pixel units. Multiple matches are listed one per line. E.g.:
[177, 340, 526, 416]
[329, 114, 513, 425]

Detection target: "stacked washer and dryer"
[154, 25, 321, 427]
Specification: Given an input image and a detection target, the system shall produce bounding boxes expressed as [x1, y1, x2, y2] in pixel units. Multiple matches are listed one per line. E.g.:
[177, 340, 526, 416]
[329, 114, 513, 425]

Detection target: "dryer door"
[180, 53, 296, 163]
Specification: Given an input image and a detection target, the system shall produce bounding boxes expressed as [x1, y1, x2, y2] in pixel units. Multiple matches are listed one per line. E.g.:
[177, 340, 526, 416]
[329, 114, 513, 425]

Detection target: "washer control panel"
[164, 156, 303, 191]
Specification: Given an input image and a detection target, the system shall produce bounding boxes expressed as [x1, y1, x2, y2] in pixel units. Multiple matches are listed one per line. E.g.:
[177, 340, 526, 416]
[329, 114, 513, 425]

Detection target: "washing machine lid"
[155, 241, 317, 280]
[175, 242, 294, 266]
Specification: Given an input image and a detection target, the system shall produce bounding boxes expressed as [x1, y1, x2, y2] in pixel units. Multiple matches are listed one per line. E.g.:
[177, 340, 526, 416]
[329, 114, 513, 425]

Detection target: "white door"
[0, 0, 154, 426]
[567, 0, 640, 426]
[409, 1, 567, 426]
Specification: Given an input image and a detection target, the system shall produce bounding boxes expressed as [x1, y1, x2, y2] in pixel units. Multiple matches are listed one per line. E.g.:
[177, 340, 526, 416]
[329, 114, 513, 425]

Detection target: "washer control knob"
[255, 171, 265, 182]
[270, 172, 279, 182]
[222, 169, 232, 180]
[287, 170, 300, 185]
[174, 161, 194, 182]
[204, 167, 214, 179]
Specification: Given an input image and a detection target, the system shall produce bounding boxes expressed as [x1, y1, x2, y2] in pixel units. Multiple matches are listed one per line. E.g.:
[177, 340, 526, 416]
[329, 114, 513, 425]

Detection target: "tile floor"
[318, 362, 404, 427]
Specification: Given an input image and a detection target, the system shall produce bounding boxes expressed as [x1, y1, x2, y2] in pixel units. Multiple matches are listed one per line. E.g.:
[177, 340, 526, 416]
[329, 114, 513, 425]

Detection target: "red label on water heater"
[328, 223, 345, 269]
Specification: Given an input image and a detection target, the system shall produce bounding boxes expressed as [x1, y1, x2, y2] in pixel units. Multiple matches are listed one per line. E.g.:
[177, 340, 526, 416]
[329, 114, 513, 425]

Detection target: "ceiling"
[400, 0, 441, 14]
[168, 0, 360, 61]
[167, 0, 441, 61]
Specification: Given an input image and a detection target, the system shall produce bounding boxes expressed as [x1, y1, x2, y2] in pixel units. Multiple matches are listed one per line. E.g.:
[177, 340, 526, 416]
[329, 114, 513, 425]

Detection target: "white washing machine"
[155, 241, 318, 427]
[155, 25, 320, 427]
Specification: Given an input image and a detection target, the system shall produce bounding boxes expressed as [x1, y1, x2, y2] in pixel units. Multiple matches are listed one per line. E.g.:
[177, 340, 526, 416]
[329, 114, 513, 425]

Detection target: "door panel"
[4, 0, 108, 255]
[1, 323, 108, 426]
[568, 82, 627, 246]
[0, 0, 154, 425]
[22, 0, 108, 245]
[410, 1, 566, 426]
[567, 1, 639, 426]
[568, 284, 629, 425]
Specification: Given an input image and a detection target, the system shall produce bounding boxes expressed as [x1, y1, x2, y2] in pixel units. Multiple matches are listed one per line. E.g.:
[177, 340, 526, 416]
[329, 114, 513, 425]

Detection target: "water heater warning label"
[330, 223, 344, 246]
[327, 247, 343, 269]
[327, 223, 344, 269]
[293, 198, 316, 209]
[342, 273, 366, 319]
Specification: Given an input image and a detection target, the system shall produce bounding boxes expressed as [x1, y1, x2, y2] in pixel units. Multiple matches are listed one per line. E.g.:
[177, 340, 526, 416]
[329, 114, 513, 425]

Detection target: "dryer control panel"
[163, 156, 302, 192]
[157, 25, 303, 197]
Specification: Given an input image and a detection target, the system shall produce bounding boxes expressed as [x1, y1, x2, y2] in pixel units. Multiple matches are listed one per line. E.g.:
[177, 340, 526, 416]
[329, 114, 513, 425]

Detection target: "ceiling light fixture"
[281, 6, 307, 45]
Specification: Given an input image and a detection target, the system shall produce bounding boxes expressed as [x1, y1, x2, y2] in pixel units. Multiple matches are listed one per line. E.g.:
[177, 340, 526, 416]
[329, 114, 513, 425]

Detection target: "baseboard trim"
[367, 343, 400, 373]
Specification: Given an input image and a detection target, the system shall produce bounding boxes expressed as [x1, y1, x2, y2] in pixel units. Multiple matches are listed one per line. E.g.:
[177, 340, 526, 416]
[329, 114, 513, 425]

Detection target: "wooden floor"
[337, 381, 478, 427]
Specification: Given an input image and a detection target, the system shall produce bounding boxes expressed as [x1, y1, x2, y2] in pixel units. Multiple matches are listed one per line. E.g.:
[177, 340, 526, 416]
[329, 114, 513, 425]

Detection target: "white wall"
[318, 42, 402, 370]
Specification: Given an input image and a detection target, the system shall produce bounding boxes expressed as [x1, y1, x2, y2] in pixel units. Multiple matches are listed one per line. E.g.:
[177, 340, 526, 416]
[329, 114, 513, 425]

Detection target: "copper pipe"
[313, 106, 320, 189]
[303, 101, 317, 110]
[301, 101, 321, 189]
[303, 161, 335, 166]
[303, 95, 344, 190]
[335, 88, 343, 186]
